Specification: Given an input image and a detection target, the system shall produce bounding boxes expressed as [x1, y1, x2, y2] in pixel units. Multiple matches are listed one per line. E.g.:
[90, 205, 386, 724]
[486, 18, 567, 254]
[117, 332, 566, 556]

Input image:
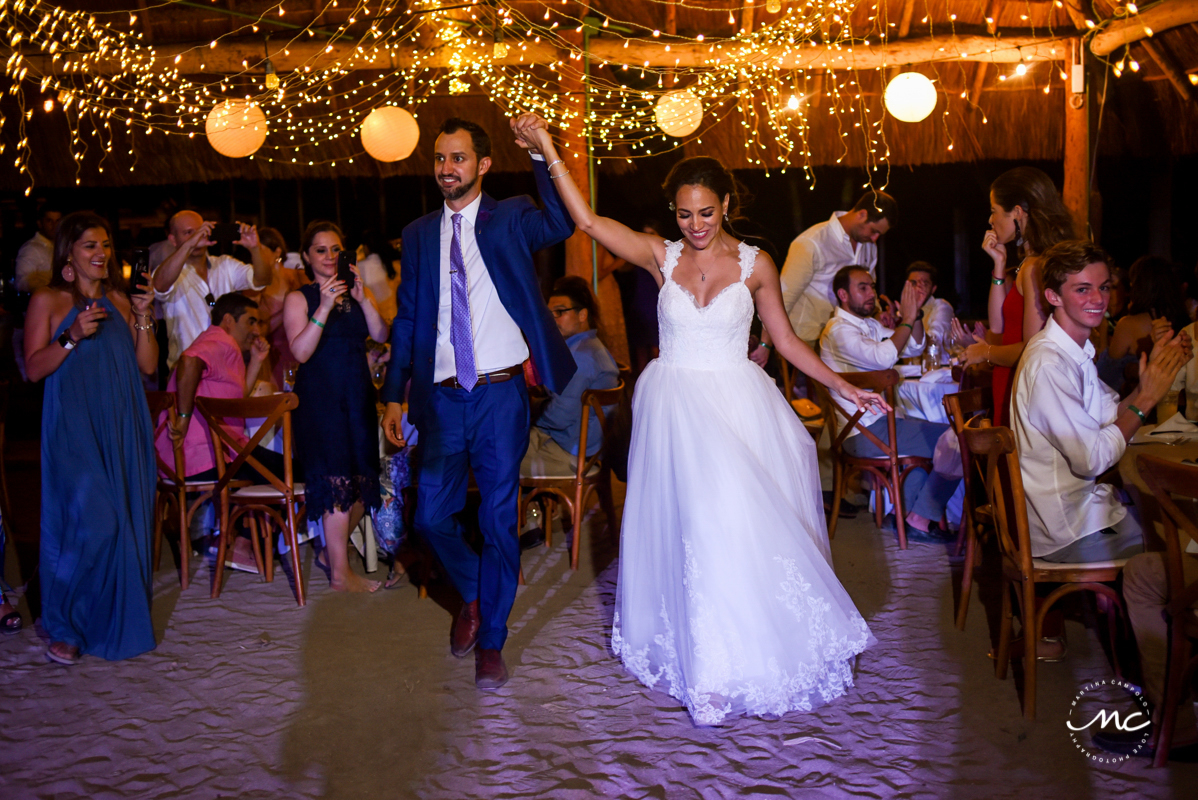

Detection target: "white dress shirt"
[15, 232, 54, 292]
[1171, 321, 1198, 422]
[1012, 317, 1128, 557]
[434, 193, 529, 383]
[779, 212, 877, 343]
[921, 296, 954, 346]
[154, 254, 264, 368]
[820, 307, 925, 435]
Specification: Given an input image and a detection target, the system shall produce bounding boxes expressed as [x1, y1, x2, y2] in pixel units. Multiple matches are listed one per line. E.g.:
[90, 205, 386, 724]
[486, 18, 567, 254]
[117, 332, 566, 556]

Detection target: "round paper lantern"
[883, 72, 938, 123]
[360, 106, 420, 162]
[654, 89, 703, 138]
[205, 100, 267, 158]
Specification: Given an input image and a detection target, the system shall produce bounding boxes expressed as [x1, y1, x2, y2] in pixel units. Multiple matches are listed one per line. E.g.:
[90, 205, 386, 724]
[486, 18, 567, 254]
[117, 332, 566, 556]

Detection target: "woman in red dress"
[959, 167, 1075, 424]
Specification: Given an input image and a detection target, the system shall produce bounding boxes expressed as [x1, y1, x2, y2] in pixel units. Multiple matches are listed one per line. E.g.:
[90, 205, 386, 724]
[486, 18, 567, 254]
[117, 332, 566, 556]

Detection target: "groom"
[381, 118, 577, 689]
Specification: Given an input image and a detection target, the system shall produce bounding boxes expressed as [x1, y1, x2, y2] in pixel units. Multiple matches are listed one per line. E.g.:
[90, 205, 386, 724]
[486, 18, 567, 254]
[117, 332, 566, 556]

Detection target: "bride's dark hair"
[661, 157, 751, 232]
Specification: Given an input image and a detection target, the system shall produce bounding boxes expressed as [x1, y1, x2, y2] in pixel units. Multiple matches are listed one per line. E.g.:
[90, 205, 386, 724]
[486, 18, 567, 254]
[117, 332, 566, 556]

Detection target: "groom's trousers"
[415, 376, 530, 651]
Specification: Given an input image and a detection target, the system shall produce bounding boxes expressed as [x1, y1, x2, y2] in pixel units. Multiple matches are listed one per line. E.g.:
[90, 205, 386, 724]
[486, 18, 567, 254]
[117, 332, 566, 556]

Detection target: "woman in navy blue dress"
[283, 221, 389, 592]
[23, 212, 159, 665]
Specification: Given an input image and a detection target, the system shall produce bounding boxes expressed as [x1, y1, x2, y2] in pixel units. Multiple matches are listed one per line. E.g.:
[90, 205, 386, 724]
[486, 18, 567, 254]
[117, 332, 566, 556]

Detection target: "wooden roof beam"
[1091, 0, 1198, 56]
[22, 34, 1071, 75]
[898, 0, 917, 38]
[1139, 38, 1198, 103]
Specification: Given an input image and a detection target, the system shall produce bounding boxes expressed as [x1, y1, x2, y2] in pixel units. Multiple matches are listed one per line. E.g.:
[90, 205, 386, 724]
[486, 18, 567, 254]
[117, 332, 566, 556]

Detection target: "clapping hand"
[898, 280, 926, 325]
[950, 317, 985, 346]
[876, 294, 898, 328]
[1138, 328, 1190, 406]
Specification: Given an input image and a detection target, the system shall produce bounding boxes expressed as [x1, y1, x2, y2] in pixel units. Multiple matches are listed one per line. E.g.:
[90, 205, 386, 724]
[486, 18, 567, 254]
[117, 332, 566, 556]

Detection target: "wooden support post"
[970, 62, 989, 105]
[1062, 41, 1090, 238]
[742, 0, 755, 35]
[898, 0, 916, 38]
[983, 0, 1000, 35]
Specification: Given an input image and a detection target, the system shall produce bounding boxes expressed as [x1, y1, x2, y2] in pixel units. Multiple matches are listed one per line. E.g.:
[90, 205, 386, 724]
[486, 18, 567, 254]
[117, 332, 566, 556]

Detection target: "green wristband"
[309, 316, 326, 329]
[178, 411, 192, 419]
[1128, 405, 1147, 423]
[760, 342, 774, 351]
[990, 276, 1005, 286]
[897, 322, 914, 331]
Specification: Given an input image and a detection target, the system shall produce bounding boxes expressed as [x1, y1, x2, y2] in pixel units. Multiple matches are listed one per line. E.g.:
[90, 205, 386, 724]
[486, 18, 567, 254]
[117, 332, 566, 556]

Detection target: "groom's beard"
[848, 298, 876, 318]
[439, 173, 479, 201]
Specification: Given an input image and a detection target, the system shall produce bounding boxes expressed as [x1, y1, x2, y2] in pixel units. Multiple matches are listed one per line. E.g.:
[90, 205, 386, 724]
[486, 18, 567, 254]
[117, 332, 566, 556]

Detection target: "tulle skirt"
[612, 358, 873, 725]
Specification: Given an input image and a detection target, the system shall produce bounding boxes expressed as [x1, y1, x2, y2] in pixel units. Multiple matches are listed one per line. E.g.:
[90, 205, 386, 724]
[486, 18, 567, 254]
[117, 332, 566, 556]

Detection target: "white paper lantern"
[205, 100, 267, 158]
[654, 90, 703, 138]
[883, 72, 938, 123]
[360, 106, 420, 162]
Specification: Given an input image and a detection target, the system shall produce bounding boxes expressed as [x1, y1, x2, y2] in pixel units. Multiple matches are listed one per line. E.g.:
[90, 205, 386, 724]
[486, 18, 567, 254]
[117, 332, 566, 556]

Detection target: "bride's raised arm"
[512, 113, 664, 276]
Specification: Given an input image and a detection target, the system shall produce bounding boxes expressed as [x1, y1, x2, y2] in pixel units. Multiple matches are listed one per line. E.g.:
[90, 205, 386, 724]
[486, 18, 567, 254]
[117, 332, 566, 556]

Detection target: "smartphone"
[337, 250, 357, 289]
[211, 222, 239, 251]
[130, 248, 149, 295]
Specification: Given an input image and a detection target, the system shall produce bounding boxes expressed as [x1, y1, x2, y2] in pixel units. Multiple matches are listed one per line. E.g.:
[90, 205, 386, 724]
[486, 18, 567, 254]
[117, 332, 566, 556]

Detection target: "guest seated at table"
[820, 266, 959, 544]
[1011, 240, 1191, 564]
[1098, 256, 1189, 395]
[905, 261, 953, 346]
[155, 293, 282, 569]
[521, 276, 619, 481]
[1171, 317, 1198, 422]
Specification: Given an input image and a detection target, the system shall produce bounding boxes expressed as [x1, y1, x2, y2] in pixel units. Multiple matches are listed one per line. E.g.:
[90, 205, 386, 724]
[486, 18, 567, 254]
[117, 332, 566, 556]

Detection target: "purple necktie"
[450, 213, 478, 391]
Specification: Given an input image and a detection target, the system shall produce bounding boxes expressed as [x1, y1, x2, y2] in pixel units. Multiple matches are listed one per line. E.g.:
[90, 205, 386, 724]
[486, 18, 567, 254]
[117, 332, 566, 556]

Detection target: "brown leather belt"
[438, 365, 523, 389]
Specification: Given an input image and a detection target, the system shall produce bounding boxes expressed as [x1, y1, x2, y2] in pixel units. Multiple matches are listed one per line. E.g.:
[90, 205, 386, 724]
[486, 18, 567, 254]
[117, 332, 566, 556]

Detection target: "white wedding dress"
[611, 239, 873, 726]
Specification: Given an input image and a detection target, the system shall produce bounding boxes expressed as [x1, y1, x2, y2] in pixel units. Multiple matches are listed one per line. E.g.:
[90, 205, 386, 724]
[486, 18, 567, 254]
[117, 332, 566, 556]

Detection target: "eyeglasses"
[205, 293, 216, 307]
[550, 307, 580, 318]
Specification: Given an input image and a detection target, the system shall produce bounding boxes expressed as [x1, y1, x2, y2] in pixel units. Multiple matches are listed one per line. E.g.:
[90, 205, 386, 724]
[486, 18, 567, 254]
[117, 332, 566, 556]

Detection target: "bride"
[511, 115, 882, 725]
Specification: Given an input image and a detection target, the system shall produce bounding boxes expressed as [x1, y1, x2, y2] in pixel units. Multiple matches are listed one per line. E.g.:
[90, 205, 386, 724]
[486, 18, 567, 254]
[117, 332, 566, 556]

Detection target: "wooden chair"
[195, 394, 306, 606]
[942, 389, 993, 630]
[815, 369, 933, 549]
[520, 380, 625, 571]
[964, 423, 1129, 720]
[778, 358, 825, 438]
[1137, 455, 1198, 767]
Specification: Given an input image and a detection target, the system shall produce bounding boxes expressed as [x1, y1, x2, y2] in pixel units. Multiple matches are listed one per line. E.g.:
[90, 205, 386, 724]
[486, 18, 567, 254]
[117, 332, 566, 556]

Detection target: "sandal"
[45, 642, 81, 666]
[384, 566, 409, 590]
[1, 609, 20, 636]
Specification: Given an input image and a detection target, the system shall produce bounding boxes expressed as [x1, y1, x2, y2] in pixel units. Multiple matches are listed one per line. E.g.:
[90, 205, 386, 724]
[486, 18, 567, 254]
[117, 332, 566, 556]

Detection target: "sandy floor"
[1, 506, 1196, 799]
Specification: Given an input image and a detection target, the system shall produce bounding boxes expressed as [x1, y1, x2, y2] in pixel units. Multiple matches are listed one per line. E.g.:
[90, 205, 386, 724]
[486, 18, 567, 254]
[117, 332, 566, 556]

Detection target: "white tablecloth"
[896, 371, 958, 425]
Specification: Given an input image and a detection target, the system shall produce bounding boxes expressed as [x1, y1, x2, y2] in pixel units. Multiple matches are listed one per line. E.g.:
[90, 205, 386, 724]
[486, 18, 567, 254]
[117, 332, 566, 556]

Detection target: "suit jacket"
[382, 158, 578, 429]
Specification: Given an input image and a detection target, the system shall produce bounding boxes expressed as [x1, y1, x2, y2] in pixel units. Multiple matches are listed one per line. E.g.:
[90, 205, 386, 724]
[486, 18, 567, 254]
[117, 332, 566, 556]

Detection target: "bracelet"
[134, 321, 154, 331]
[549, 168, 571, 180]
[985, 344, 992, 364]
[1128, 404, 1147, 423]
[309, 316, 326, 329]
[546, 159, 564, 171]
[897, 322, 914, 331]
[178, 411, 192, 419]
[760, 342, 774, 351]
[990, 276, 1005, 286]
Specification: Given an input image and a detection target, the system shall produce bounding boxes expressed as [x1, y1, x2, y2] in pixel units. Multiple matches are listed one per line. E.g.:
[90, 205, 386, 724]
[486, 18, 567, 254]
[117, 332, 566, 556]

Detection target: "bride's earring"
[62, 262, 74, 282]
[1014, 218, 1024, 248]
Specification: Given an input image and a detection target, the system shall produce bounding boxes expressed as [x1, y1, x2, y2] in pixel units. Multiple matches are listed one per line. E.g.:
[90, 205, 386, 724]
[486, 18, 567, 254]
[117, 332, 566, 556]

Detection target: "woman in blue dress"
[23, 212, 159, 665]
[284, 221, 389, 592]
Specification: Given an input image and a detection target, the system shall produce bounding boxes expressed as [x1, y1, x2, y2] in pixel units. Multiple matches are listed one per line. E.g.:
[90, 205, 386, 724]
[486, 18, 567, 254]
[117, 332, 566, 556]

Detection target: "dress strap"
[660, 239, 683, 283]
[737, 241, 759, 283]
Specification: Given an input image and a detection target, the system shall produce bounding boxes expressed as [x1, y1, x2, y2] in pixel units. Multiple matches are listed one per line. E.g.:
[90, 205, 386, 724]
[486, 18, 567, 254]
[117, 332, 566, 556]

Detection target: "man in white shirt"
[768, 192, 896, 353]
[904, 261, 954, 346]
[821, 266, 959, 544]
[1012, 240, 1189, 563]
[152, 210, 270, 368]
[14, 205, 62, 292]
[1169, 319, 1197, 422]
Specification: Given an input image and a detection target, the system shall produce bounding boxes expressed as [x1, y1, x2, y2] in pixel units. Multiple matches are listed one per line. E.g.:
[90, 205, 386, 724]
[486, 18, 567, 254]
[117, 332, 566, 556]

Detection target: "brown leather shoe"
[475, 648, 509, 690]
[450, 599, 481, 658]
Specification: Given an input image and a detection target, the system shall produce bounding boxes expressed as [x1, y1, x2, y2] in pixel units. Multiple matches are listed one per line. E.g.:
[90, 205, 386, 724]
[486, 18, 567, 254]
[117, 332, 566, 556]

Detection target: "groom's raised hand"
[510, 113, 549, 154]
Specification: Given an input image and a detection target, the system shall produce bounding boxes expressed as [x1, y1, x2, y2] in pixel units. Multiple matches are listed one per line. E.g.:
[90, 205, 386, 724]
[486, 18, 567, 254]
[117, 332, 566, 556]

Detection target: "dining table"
[1119, 425, 1198, 550]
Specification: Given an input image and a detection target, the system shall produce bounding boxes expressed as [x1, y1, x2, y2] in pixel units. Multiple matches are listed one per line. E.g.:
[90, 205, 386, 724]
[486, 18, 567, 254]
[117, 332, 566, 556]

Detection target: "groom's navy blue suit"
[382, 158, 576, 650]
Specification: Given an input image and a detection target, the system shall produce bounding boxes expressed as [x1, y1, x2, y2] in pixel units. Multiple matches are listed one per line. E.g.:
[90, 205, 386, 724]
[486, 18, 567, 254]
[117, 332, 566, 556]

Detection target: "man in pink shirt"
[155, 293, 279, 562]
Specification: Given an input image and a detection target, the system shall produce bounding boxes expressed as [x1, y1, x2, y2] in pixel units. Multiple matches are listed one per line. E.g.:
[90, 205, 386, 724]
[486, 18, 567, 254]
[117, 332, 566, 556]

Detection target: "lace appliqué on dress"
[305, 474, 382, 521]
